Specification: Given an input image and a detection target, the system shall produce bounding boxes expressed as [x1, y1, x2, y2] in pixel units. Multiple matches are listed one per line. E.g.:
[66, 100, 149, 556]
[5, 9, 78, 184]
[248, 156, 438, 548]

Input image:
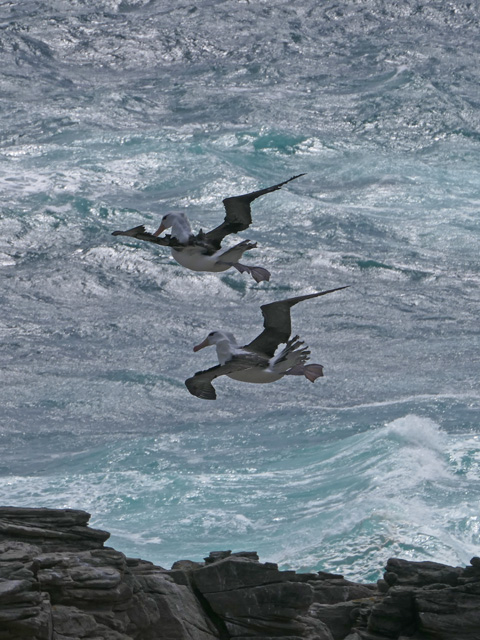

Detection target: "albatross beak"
[193, 337, 210, 352]
[153, 223, 167, 237]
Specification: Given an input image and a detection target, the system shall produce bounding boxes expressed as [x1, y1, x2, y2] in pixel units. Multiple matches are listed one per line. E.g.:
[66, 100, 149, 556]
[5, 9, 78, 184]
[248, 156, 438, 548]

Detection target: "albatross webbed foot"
[233, 263, 271, 283]
[286, 363, 324, 382]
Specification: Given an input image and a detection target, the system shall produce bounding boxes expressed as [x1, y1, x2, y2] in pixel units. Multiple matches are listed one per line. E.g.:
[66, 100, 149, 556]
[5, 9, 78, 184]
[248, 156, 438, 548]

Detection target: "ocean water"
[1, 0, 479, 582]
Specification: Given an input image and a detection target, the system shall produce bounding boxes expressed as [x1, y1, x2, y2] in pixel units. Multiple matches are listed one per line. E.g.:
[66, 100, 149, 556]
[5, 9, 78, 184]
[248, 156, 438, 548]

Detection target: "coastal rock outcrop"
[0, 507, 478, 639]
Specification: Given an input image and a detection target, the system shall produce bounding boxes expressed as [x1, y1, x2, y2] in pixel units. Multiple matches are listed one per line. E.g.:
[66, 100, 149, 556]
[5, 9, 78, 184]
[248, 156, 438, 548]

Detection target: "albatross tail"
[271, 335, 311, 373]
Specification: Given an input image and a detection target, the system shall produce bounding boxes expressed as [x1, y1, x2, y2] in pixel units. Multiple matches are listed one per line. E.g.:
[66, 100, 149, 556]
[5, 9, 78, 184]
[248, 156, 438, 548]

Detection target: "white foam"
[0, 253, 15, 267]
[384, 414, 447, 452]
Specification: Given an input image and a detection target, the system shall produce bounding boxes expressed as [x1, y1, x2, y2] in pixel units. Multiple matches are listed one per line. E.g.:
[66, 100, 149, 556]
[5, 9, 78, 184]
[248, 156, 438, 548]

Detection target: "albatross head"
[153, 212, 192, 243]
[193, 331, 238, 365]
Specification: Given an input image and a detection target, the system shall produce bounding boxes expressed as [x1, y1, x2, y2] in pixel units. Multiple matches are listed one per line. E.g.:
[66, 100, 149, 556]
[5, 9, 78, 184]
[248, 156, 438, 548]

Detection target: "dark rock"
[171, 559, 204, 571]
[0, 507, 217, 640]
[310, 574, 377, 605]
[230, 551, 260, 562]
[385, 557, 462, 587]
[367, 586, 416, 637]
[461, 556, 480, 584]
[384, 571, 398, 586]
[376, 578, 389, 594]
[190, 555, 315, 637]
[52, 605, 131, 640]
[310, 600, 364, 640]
[415, 584, 480, 640]
[0, 506, 109, 553]
[192, 554, 297, 593]
[296, 609, 336, 640]
[204, 550, 232, 563]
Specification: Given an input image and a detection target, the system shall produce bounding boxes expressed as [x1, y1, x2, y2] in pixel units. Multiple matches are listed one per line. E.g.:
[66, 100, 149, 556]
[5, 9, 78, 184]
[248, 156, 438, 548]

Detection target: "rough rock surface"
[0, 507, 479, 639]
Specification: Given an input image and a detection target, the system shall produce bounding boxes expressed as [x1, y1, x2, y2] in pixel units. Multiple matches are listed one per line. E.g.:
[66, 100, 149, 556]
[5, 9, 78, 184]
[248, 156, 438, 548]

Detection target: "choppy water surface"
[1, 0, 479, 580]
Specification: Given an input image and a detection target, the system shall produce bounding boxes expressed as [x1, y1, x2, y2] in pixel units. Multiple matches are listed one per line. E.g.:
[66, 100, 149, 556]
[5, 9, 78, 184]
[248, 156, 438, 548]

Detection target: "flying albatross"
[112, 174, 304, 282]
[185, 285, 349, 400]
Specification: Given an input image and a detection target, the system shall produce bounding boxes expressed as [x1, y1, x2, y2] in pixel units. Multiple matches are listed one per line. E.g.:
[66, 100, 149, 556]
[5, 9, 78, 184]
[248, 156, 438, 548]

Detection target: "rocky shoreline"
[0, 506, 478, 639]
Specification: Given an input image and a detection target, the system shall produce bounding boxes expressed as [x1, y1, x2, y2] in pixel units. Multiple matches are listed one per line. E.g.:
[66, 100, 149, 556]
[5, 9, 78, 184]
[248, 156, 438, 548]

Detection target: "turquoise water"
[1, 0, 479, 580]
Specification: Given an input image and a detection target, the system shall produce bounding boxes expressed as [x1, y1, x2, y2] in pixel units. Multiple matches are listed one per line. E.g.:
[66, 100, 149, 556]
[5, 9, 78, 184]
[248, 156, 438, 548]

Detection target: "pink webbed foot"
[286, 363, 324, 382]
[233, 263, 271, 283]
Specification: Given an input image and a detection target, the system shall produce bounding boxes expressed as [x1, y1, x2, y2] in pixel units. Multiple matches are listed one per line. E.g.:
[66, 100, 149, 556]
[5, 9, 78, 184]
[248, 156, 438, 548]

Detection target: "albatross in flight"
[112, 174, 304, 282]
[185, 286, 349, 400]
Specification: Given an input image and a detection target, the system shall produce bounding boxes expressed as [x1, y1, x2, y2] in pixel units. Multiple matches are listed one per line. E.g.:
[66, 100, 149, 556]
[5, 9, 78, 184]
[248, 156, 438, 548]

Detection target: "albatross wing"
[112, 224, 177, 247]
[185, 355, 267, 400]
[185, 364, 225, 400]
[245, 285, 350, 357]
[204, 174, 305, 247]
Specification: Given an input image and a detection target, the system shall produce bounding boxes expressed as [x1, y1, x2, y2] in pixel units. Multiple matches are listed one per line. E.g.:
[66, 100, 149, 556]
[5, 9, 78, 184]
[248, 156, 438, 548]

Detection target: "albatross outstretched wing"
[112, 225, 183, 249]
[245, 286, 350, 358]
[204, 174, 305, 247]
[185, 355, 266, 400]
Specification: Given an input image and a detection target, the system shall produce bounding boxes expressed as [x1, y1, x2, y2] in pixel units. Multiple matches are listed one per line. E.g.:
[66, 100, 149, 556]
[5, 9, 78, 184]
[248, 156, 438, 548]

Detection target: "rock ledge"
[0, 507, 478, 639]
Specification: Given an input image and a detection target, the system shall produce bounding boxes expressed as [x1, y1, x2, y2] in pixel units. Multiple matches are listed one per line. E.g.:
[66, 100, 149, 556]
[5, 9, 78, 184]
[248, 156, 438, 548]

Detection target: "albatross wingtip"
[111, 224, 146, 237]
[185, 377, 217, 400]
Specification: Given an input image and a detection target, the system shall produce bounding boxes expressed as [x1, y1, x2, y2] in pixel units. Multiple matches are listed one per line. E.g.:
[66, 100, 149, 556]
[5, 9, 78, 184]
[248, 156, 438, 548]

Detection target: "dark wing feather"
[185, 356, 265, 400]
[185, 364, 224, 400]
[245, 286, 350, 357]
[112, 225, 183, 249]
[204, 174, 305, 247]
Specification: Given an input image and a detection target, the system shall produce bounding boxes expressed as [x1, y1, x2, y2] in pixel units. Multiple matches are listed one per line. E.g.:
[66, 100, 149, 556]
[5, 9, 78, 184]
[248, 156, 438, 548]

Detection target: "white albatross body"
[169, 241, 255, 273]
[227, 367, 283, 384]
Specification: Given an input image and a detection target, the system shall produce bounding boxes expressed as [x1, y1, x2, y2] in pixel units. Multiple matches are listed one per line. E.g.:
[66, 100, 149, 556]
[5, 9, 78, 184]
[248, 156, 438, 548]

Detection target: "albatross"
[112, 174, 304, 282]
[185, 286, 349, 400]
